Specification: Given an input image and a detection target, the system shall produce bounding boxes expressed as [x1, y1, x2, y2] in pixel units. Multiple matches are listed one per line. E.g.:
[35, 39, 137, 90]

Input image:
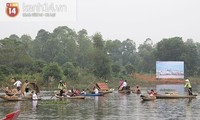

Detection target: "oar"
[50, 94, 55, 99]
[187, 88, 194, 95]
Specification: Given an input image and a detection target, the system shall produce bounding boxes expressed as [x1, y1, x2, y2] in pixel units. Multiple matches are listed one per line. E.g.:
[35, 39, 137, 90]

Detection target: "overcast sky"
[1, 0, 200, 46]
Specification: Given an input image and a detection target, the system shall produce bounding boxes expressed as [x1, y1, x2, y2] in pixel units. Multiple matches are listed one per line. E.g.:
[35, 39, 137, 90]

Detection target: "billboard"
[156, 61, 184, 79]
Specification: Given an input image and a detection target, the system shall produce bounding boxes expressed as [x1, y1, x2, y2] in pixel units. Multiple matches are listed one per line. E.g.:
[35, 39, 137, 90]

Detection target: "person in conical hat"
[184, 79, 193, 95]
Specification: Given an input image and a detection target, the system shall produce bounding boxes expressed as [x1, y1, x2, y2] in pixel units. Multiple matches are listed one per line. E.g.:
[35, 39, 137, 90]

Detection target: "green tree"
[121, 39, 136, 65]
[76, 29, 93, 68]
[63, 62, 78, 80]
[156, 37, 184, 61]
[125, 64, 135, 74]
[180, 39, 198, 76]
[43, 62, 62, 85]
[137, 38, 156, 73]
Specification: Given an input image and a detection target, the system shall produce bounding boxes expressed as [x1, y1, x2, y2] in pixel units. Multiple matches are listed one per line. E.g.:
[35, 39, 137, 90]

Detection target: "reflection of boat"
[140, 95, 156, 101]
[81, 93, 104, 96]
[55, 94, 85, 99]
[2, 110, 20, 120]
[156, 94, 197, 99]
[118, 89, 131, 94]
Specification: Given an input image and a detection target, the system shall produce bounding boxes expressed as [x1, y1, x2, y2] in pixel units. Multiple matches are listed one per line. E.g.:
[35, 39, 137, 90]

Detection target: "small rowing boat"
[156, 94, 197, 99]
[0, 95, 26, 101]
[55, 94, 85, 99]
[80, 93, 104, 96]
[140, 95, 156, 101]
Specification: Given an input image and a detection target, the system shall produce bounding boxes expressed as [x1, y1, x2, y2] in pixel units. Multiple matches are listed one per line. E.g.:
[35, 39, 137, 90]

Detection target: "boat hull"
[141, 96, 156, 101]
[81, 93, 103, 96]
[0, 95, 26, 101]
[118, 89, 131, 94]
[156, 94, 197, 99]
[55, 94, 85, 99]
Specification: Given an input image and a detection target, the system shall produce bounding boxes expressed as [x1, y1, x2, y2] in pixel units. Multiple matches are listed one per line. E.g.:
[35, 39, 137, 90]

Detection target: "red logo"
[6, 3, 19, 17]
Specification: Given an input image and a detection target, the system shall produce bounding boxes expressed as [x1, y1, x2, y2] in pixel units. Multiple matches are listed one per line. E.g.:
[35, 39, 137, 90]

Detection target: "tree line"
[0, 26, 200, 84]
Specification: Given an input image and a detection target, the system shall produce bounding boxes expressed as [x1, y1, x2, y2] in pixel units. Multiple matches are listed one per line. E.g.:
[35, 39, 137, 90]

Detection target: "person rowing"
[147, 89, 157, 96]
[184, 79, 193, 95]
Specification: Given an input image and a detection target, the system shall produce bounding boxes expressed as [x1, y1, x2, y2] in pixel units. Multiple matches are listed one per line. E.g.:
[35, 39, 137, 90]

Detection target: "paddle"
[186, 88, 193, 95]
[50, 94, 55, 99]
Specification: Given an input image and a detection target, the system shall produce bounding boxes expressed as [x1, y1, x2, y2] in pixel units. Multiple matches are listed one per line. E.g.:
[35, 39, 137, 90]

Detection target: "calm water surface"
[0, 88, 200, 120]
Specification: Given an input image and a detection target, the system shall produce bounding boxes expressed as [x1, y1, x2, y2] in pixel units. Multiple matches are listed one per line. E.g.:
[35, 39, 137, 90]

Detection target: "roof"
[96, 82, 109, 91]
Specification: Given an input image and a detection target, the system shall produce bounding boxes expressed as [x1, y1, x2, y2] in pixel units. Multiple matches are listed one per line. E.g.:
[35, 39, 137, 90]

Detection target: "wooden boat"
[141, 95, 156, 101]
[2, 110, 20, 120]
[55, 94, 85, 99]
[132, 90, 141, 94]
[80, 93, 104, 96]
[156, 94, 197, 99]
[0, 82, 41, 101]
[118, 89, 131, 94]
[0, 95, 26, 101]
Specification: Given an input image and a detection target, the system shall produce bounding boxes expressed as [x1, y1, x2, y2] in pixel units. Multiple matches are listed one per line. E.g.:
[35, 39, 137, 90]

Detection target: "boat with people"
[0, 82, 41, 101]
[54, 94, 85, 99]
[118, 79, 131, 94]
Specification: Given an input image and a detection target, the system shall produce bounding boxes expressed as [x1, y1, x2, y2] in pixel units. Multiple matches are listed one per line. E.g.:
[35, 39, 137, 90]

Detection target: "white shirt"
[94, 88, 99, 94]
[14, 80, 22, 87]
[122, 81, 127, 87]
[32, 93, 38, 100]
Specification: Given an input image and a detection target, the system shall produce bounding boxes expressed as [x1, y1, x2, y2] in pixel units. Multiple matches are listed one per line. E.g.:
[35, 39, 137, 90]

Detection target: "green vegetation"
[0, 26, 200, 89]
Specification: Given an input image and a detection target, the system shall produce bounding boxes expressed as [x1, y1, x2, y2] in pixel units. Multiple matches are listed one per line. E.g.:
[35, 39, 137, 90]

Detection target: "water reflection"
[0, 90, 200, 120]
[32, 100, 38, 112]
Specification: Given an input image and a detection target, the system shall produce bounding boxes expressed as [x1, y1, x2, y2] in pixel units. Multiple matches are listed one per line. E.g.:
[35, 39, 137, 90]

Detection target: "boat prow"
[2, 110, 20, 120]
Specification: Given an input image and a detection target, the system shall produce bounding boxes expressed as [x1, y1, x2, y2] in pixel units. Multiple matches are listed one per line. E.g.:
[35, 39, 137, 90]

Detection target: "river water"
[0, 89, 200, 120]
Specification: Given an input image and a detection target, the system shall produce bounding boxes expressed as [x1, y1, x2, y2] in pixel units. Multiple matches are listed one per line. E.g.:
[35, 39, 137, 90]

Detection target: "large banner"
[156, 61, 184, 79]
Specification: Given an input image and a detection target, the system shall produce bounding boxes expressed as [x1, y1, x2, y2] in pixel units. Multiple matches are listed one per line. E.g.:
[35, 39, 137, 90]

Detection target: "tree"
[125, 64, 135, 74]
[92, 33, 104, 50]
[137, 38, 156, 73]
[180, 39, 198, 76]
[63, 62, 78, 80]
[111, 64, 121, 76]
[105, 40, 122, 63]
[76, 29, 93, 68]
[43, 62, 62, 86]
[121, 39, 136, 65]
[156, 37, 184, 61]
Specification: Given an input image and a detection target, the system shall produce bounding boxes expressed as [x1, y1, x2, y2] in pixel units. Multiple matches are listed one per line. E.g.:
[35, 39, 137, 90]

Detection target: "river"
[0, 89, 200, 120]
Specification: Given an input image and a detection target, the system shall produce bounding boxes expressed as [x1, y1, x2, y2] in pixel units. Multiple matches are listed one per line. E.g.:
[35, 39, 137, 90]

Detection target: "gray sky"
[1, 0, 200, 46]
